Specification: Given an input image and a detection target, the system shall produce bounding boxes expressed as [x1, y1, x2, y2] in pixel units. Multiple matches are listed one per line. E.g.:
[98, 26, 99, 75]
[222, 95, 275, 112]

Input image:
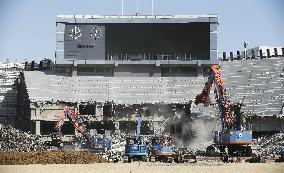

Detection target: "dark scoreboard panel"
[64, 23, 209, 60]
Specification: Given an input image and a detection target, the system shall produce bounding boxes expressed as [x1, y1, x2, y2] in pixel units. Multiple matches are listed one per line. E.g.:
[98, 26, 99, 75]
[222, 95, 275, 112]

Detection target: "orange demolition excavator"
[195, 65, 253, 157]
[55, 106, 90, 141]
[55, 106, 112, 150]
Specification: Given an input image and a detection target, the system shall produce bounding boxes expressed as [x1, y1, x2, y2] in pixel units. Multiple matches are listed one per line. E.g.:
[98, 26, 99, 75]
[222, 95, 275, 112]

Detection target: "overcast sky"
[0, 0, 283, 62]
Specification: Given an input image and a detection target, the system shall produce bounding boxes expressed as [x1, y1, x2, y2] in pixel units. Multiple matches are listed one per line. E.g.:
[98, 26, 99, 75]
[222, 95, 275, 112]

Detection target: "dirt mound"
[0, 151, 109, 165]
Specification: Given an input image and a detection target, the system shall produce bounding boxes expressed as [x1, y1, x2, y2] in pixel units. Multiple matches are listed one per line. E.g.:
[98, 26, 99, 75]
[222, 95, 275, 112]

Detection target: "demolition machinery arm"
[195, 65, 234, 129]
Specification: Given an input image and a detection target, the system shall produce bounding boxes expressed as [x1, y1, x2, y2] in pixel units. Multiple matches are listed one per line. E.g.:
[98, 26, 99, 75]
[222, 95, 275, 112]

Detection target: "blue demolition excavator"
[149, 134, 174, 162]
[124, 112, 148, 162]
[195, 65, 253, 157]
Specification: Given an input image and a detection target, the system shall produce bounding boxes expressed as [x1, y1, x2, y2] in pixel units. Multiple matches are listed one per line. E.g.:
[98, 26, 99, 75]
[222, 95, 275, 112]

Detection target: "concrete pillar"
[197, 66, 203, 77]
[251, 50, 255, 59]
[96, 104, 103, 118]
[72, 66, 78, 76]
[31, 61, 35, 71]
[39, 61, 43, 71]
[114, 121, 120, 131]
[230, 52, 233, 61]
[259, 49, 263, 59]
[114, 121, 120, 134]
[242, 51, 246, 59]
[222, 52, 226, 61]
[24, 61, 28, 71]
[237, 51, 241, 59]
[267, 49, 271, 58]
[75, 102, 79, 113]
[35, 121, 41, 135]
[274, 48, 278, 57]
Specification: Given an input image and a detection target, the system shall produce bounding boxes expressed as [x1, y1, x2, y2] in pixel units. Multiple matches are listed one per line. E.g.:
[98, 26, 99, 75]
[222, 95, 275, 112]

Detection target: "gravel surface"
[0, 151, 108, 165]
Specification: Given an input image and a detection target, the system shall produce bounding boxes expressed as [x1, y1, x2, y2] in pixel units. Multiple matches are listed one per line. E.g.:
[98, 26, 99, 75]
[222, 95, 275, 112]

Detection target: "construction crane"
[195, 65, 253, 157]
[55, 106, 111, 151]
[123, 112, 148, 162]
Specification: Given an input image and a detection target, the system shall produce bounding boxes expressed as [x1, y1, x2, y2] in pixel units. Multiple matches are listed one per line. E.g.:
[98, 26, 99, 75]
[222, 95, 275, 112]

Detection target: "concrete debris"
[0, 124, 48, 152]
[255, 132, 284, 156]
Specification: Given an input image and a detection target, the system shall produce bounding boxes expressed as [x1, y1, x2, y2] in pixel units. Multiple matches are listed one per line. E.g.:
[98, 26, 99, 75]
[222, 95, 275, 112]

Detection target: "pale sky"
[0, 0, 283, 62]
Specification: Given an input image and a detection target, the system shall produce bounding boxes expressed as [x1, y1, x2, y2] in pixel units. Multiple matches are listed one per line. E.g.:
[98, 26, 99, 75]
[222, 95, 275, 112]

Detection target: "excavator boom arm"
[55, 107, 90, 141]
[195, 65, 234, 129]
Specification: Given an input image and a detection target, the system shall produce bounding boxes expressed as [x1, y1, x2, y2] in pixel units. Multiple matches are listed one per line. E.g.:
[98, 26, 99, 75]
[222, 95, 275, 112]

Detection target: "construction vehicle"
[55, 106, 111, 151]
[195, 65, 253, 158]
[123, 113, 148, 162]
[149, 134, 174, 162]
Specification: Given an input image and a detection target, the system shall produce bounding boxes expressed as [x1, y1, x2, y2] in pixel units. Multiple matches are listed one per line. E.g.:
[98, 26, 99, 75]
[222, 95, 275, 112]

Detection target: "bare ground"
[0, 163, 284, 173]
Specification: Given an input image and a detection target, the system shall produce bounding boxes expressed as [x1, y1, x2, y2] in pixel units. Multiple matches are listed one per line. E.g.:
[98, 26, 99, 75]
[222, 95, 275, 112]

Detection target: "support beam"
[35, 121, 41, 135]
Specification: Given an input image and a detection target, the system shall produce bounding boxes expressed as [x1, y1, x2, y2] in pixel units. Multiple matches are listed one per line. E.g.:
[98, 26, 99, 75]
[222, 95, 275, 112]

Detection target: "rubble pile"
[255, 132, 284, 156]
[0, 124, 48, 152]
[0, 151, 108, 165]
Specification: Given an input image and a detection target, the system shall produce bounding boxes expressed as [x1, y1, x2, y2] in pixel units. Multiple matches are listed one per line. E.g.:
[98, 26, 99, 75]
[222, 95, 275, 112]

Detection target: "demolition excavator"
[55, 106, 111, 151]
[195, 65, 253, 157]
[123, 112, 148, 162]
[55, 106, 88, 140]
[149, 134, 174, 163]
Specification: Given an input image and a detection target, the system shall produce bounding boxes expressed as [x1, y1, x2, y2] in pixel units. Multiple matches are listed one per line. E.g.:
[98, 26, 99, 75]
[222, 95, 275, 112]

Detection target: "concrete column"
[24, 61, 28, 70]
[274, 48, 278, 57]
[72, 66, 78, 76]
[242, 51, 246, 59]
[267, 49, 271, 58]
[35, 121, 41, 135]
[115, 121, 120, 130]
[251, 50, 255, 59]
[222, 52, 226, 61]
[31, 61, 35, 71]
[75, 102, 79, 113]
[237, 51, 241, 59]
[96, 104, 103, 118]
[230, 52, 233, 61]
[35, 108, 41, 118]
[114, 121, 120, 135]
[197, 66, 203, 77]
[259, 49, 263, 59]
